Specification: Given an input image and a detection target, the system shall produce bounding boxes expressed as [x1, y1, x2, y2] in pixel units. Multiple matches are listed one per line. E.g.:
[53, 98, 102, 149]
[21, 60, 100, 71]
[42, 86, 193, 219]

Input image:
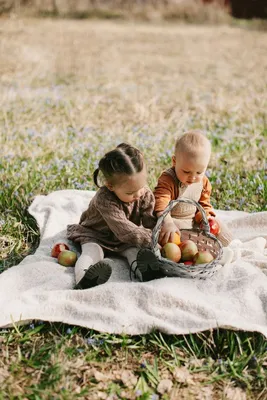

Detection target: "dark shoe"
[131, 248, 166, 282]
[75, 258, 113, 289]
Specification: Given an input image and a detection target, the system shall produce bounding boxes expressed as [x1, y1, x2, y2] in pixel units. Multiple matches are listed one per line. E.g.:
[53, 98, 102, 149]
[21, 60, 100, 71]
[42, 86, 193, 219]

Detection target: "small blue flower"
[29, 323, 35, 329]
[216, 178, 222, 185]
[166, 149, 172, 158]
[239, 198, 245, 207]
[135, 389, 142, 396]
[86, 338, 104, 346]
[66, 328, 72, 334]
[86, 338, 96, 345]
[77, 348, 84, 353]
[256, 184, 264, 194]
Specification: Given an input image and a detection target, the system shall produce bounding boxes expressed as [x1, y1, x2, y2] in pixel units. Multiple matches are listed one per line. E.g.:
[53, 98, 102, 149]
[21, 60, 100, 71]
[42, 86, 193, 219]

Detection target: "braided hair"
[93, 143, 144, 188]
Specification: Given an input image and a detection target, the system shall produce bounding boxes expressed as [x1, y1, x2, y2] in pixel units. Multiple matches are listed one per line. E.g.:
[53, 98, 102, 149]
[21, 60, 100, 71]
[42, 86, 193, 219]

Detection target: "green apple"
[179, 240, 198, 261]
[58, 250, 77, 267]
[193, 250, 214, 265]
[161, 242, 181, 263]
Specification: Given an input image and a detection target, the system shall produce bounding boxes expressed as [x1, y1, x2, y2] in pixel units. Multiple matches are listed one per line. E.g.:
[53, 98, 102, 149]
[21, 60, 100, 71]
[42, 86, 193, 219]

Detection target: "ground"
[0, 17, 266, 400]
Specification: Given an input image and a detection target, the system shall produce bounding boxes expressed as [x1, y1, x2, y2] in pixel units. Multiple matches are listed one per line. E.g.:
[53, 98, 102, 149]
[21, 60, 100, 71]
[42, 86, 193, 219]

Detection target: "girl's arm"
[97, 200, 153, 248]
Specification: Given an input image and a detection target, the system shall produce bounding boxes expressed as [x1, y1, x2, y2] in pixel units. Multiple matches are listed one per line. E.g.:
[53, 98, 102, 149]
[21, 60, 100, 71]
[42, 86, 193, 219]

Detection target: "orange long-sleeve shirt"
[154, 167, 215, 223]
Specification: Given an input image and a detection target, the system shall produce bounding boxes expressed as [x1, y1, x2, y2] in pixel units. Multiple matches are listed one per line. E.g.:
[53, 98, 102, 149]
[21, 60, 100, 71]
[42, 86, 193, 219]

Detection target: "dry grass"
[2, 0, 232, 24]
[0, 18, 266, 167]
[1, 327, 266, 399]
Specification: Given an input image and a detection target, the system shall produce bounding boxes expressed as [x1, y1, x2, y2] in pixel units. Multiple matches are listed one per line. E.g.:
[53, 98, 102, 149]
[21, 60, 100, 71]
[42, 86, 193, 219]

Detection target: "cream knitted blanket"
[0, 190, 267, 336]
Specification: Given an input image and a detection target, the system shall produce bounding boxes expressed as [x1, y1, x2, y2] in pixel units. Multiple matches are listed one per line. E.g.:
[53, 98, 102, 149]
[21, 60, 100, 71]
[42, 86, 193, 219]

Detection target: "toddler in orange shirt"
[154, 130, 233, 247]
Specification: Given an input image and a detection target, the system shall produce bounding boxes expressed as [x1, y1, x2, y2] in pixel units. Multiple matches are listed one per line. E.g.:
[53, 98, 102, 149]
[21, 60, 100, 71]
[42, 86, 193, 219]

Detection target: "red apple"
[193, 250, 214, 265]
[51, 242, 70, 258]
[208, 217, 221, 236]
[58, 250, 77, 267]
[179, 240, 198, 261]
[200, 217, 220, 236]
[161, 243, 181, 263]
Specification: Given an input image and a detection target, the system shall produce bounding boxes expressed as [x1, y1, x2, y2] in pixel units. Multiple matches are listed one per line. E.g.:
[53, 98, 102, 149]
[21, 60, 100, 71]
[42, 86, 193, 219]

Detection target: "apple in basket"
[159, 232, 181, 247]
[193, 250, 214, 265]
[51, 242, 70, 258]
[179, 240, 198, 262]
[161, 243, 181, 263]
[167, 232, 181, 246]
[184, 261, 193, 266]
[58, 250, 77, 267]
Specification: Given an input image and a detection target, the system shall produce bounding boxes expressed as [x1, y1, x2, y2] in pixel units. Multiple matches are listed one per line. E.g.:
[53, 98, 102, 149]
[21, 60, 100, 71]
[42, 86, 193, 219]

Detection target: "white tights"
[75, 244, 140, 283]
[119, 247, 139, 268]
[75, 243, 104, 283]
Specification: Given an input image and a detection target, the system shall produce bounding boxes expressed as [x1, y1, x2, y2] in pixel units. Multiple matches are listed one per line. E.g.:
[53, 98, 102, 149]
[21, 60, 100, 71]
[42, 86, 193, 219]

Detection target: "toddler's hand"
[201, 216, 221, 236]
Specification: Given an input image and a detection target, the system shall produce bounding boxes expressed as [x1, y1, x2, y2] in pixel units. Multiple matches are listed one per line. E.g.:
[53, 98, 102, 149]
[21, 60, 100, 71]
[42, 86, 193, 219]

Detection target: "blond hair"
[175, 130, 211, 156]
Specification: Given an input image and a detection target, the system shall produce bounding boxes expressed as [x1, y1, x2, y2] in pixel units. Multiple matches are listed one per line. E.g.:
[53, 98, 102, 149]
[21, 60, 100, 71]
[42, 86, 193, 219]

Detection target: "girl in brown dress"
[67, 143, 165, 289]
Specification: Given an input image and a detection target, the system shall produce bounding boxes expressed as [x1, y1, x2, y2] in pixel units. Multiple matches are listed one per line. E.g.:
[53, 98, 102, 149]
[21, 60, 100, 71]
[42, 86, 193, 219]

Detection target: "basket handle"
[152, 197, 210, 251]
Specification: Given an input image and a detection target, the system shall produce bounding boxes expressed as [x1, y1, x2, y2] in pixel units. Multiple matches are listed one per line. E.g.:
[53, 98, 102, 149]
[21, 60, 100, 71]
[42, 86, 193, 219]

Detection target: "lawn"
[0, 17, 266, 399]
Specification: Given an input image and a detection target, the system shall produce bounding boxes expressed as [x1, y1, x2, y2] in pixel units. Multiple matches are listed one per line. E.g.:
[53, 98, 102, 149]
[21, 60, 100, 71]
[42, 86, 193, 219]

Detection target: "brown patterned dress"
[67, 186, 157, 252]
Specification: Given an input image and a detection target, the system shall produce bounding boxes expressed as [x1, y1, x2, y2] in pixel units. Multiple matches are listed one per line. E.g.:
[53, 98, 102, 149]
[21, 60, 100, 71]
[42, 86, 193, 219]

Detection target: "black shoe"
[75, 259, 113, 289]
[131, 248, 166, 282]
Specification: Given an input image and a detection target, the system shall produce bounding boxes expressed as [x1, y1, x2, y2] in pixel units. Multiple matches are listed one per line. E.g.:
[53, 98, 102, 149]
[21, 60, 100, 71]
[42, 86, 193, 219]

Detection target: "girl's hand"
[156, 243, 162, 250]
[159, 222, 180, 247]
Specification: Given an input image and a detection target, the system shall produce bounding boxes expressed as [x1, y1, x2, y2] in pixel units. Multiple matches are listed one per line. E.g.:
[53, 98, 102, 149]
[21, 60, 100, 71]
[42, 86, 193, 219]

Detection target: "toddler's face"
[172, 151, 209, 185]
[108, 168, 147, 203]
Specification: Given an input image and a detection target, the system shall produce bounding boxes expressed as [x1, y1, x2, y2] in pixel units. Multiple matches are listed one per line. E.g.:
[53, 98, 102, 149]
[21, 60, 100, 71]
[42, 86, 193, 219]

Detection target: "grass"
[0, 17, 266, 399]
[4, 0, 232, 24]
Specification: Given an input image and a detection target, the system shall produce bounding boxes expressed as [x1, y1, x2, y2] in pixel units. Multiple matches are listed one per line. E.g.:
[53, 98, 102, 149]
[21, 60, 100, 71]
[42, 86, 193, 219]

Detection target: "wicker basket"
[152, 198, 223, 279]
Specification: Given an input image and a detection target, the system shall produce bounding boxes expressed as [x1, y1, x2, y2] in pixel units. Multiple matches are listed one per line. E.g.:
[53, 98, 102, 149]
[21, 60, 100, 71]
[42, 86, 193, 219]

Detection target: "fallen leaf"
[121, 370, 138, 387]
[224, 386, 247, 400]
[94, 371, 109, 382]
[157, 378, 173, 394]
[173, 366, 194, 384]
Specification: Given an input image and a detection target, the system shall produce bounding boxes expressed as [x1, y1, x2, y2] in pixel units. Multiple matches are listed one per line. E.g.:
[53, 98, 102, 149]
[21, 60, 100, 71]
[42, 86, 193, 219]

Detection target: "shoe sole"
[75, 260, 113, 289]
[136, 249, 165, 281]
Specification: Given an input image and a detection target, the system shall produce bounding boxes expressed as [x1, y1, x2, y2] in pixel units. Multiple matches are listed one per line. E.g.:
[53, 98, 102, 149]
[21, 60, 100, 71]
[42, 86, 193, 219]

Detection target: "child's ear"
[105, 182, 114, 191]
[172, 155, 176, 167]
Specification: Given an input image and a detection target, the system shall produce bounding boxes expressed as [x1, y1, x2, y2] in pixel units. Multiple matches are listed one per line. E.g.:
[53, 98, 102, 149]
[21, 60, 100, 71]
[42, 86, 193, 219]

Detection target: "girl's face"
[107, 168, 147, 203]
[172, 151, 210, 185]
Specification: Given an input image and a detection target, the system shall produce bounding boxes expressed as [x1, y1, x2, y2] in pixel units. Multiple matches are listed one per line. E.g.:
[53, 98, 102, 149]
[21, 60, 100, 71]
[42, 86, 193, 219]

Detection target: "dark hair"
[93, 143, 144, 188]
